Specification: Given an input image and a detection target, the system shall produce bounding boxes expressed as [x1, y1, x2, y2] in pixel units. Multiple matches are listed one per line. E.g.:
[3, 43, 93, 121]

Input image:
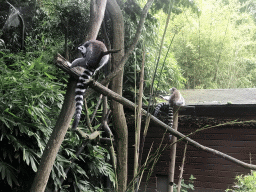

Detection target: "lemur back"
[69, 40, 117, 130]
[154, 87, 185, 129]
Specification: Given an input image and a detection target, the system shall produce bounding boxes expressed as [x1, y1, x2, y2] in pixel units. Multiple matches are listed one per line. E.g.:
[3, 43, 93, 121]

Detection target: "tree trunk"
[106, 1, 127, 191]
[30, 80, 76, 192]
[168, 106, 179, 192]
[30, 1, 107, 191]
[88, 0, 107, 41]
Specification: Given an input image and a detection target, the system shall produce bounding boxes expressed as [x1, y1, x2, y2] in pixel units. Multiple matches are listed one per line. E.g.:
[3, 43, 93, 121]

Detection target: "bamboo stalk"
[168, 106, 179, 192]
[177, 141, 188, 192]
[134, 48, 145, 190]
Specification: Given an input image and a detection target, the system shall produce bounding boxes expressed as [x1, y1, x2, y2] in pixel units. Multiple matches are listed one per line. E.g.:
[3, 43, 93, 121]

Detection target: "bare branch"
[87, 80, 256, 170]
[77, 130, 101, 140]
[134, 47, 145, 187]
[83, 98, 93, 132]
[177, 142, 188, 192]
[102, 109, 113, 138]
[56, 53, 81, 79]
[90, 94, 103, 125]
[55, 55, 256, 170]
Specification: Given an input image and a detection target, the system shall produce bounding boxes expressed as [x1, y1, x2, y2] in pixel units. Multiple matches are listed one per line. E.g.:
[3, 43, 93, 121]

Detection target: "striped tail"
[154, 102, 168, 117]
[72, 69, 94, 130]
[168, 104, 173, 128]
[168, 104, 174, 140]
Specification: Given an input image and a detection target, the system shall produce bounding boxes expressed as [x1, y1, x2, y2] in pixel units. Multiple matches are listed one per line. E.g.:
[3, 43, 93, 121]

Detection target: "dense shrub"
[226, 171, 256, 192]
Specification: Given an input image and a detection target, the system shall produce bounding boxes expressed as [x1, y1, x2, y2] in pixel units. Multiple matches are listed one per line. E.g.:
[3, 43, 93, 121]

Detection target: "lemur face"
[78, 45, 86, 56]
[170, 87, 176, 94]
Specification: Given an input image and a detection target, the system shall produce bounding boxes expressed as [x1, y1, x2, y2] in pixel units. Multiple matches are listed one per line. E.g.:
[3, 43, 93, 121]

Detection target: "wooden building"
[128, 88, 256, 192]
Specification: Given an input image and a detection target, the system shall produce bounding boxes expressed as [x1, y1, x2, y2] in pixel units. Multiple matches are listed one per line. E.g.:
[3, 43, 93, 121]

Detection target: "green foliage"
[226, 171, 256, 192]
[122, 1, 160, 101]
[170, 0, 256, 89]
[0, 161, 19, 188]
[53, 142, 115, 192]
[146, 0, 256, 90]
[0, 1, 115, 191]
[39, 0, 90, 56]
[152, 0, 200, 15]
[0, 46, 65, 189]
[173, 175, 196, 192]
[0, 46, 114, 191]
[1, 0, 255, 190]
[144, 10, 187, 94]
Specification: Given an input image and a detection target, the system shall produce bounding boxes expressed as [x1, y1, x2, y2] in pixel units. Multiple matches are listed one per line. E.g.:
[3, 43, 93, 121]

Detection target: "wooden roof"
[156, 88, 256, 119]
[179, 88, 256, 105]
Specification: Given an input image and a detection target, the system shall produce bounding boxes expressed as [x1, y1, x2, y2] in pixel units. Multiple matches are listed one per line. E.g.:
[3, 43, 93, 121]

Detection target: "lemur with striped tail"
[69, 40, 119, 130]
[154, 87, 185, 128]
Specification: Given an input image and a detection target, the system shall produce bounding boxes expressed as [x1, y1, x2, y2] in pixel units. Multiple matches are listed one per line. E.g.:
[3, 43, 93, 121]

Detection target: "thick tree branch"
[56, 0, 154, 99]
[30, 79, 77, 192]
[88, 80, 256, 170]
[88, 0, 107, 41]
[30, 1, 108, 191]
[168, 107, 179, 192]
[55, 54, 256, 170]
[87, 0, 154, 98]
[106, 1, 126, 191]
[56, 53, 80, 79]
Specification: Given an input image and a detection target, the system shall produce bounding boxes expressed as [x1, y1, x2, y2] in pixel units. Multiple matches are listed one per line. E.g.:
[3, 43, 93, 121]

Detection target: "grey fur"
[154, 88, 185, 140]
[71, 40, 112, 130]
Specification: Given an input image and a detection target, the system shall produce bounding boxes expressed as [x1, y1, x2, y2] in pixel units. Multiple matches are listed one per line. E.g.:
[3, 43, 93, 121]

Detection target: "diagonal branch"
[55, 54, 256, 170]
[87, 80, 256, 170]
[56, 0, 154, 98]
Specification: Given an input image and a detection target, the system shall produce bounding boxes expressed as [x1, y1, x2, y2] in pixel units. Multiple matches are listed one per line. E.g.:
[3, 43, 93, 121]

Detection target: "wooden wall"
[128, 114, 256, 191]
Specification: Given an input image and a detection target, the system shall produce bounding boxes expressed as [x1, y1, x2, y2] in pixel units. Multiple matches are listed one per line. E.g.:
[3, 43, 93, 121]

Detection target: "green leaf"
[28, 62, 35, 70]
[30, 156, 37, 172]
[0, 161, 19, 187]
[44, 72, 57, 79]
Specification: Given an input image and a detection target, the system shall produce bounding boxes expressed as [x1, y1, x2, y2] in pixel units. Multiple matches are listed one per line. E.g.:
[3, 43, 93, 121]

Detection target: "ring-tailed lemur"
[154, 87, 185, 129]
[69, 40, 119, 130]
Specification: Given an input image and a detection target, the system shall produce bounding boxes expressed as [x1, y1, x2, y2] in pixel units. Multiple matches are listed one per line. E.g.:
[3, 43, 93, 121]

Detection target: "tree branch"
[30, 1, 108, 191]
[106, 0, 126, 191]
[88, 0, 154, 98]
[77, 130, 101, 140]
[55, 0, 155, 100]
[55, 54, 256, 170]
[83, 98, 93, 132]
[88, 80, 256, 170]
